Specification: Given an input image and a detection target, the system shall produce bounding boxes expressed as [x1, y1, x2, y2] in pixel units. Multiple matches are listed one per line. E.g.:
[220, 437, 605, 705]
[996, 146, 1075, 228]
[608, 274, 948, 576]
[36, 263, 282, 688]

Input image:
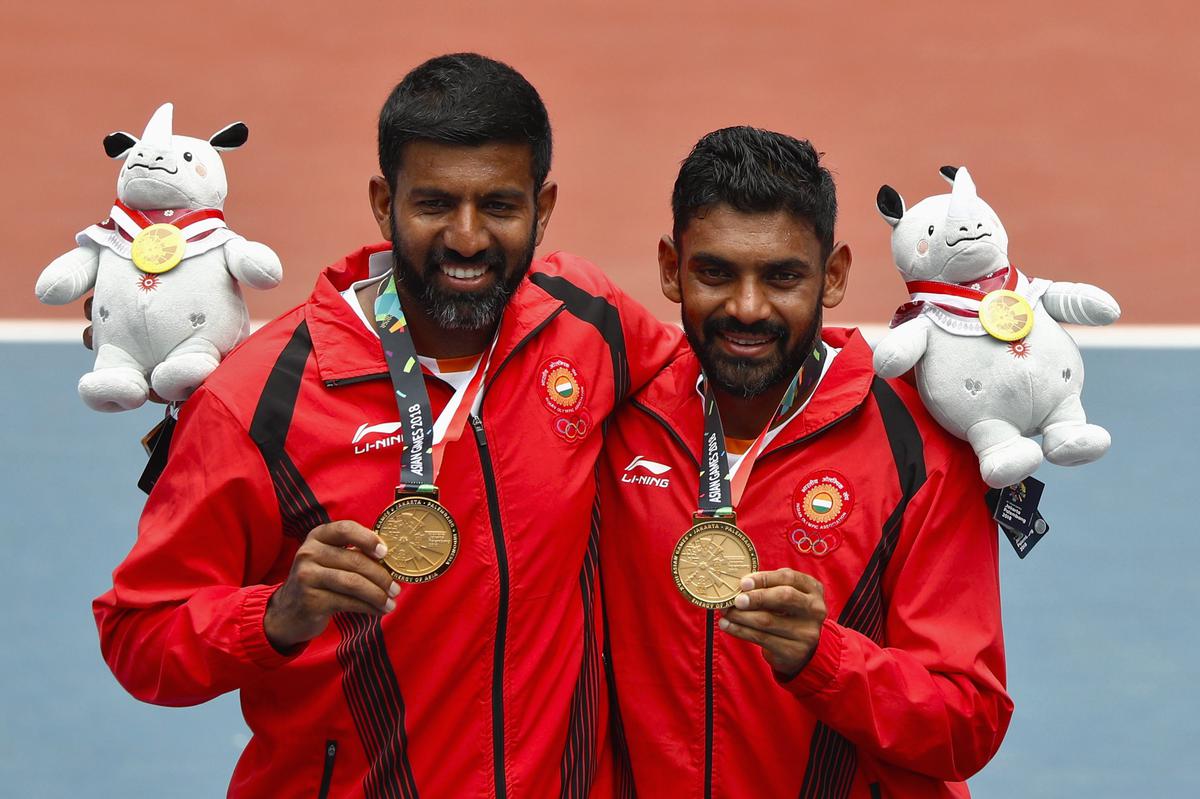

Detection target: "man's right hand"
[264, 521, 400, 652]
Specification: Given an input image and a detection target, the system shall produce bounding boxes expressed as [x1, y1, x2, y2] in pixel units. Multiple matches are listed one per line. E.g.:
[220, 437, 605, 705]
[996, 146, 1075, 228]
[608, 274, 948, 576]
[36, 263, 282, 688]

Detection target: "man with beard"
[597, 127, 1012, 798]
[93, 53, 680, 797]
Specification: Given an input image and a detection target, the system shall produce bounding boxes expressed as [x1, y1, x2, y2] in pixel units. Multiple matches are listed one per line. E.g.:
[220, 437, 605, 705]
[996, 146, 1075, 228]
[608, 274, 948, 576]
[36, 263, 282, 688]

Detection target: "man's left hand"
[719, 568, 827, 681]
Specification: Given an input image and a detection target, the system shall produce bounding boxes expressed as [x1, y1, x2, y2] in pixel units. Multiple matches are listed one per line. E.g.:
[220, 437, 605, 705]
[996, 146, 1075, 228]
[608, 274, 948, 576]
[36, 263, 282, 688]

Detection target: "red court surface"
[4, 1, 1197, 328]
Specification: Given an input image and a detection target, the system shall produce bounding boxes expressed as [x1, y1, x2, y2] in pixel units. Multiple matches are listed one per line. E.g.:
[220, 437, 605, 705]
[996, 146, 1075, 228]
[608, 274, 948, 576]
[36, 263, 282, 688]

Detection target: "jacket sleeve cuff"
[237, 584, 307, 669]
[775, 617, 844, 697]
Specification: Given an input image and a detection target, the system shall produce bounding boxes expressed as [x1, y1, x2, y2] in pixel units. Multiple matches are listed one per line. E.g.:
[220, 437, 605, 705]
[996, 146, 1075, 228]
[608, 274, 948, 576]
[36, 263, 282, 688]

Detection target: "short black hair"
[378, 53, 552, 191]
[672, 126, 837, 260]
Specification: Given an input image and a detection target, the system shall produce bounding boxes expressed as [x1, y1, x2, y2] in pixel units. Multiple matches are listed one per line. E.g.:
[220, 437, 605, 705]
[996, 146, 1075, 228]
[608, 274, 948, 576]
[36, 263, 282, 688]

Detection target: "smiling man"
[93, 54, 680, 797]
[598, 127, 1013, 798]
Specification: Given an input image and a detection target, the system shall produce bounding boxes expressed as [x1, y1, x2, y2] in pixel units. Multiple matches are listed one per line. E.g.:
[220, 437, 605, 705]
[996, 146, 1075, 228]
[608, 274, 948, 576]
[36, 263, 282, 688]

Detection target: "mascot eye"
[183, 152, 193, 162]
[927, 225, 935, 236]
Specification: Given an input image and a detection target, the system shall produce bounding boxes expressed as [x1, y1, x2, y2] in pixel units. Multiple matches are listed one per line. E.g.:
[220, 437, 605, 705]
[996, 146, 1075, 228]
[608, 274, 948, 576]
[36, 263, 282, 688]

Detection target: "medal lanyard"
[375, 274, 496, 494]
[696, 342, 827, 517]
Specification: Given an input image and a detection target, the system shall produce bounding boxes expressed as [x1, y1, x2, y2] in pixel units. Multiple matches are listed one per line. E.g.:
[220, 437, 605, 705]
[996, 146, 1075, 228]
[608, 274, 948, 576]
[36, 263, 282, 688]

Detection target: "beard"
[685, 301, 824, 399]
[389, 216, 537, 331]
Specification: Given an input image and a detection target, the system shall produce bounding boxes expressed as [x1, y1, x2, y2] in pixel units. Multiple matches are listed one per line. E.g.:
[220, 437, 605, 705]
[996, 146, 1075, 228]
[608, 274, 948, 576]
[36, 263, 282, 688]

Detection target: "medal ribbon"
[900, 266, 1020, 318]
[374, 274, 495, 494]
[696, 341, 827, 517]
[109, 199, 228, 242]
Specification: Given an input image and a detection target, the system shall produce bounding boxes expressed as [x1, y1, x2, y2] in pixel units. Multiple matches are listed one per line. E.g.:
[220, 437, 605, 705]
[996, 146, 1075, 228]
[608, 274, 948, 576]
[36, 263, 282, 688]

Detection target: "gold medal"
[374, 495, 459, 583]
[131, 223, 185, 274]
[979, 289, 1034, 341]
[672, 517, 759, 609]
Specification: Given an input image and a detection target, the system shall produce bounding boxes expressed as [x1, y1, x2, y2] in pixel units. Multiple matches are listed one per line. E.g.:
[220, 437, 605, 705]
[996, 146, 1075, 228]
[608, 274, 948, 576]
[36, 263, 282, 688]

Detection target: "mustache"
[703, 317, 789, 342]
[428, 244, 506, 271]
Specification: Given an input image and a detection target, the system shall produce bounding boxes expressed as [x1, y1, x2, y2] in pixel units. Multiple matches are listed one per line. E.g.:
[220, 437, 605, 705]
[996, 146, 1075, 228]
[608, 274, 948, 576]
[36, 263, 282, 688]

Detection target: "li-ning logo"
[353, 421, 403, 455]
[621, 455, 672, 488]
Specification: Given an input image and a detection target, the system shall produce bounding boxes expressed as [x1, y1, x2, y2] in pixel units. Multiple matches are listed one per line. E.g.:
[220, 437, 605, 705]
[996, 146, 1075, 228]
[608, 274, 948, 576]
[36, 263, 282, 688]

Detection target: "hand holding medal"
[717, 568, 828, 680]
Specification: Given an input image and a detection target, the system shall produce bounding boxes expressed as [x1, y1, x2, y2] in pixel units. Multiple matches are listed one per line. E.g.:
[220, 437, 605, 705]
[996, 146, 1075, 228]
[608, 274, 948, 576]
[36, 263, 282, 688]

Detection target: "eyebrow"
[688, 252, 814, 272]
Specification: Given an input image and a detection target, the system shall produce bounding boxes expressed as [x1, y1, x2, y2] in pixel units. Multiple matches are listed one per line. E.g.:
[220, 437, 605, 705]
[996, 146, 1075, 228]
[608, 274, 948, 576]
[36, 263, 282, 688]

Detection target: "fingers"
[84, 295, 93, 321]
[313, 543, 398, 597]
[732, 584, 824, 616]
[306, 563, 396, 612]
[310, 520, 387, 558]
[83, 325, 93, 350]
[740, 567, 823, 595]
[717, 615, 771, 646]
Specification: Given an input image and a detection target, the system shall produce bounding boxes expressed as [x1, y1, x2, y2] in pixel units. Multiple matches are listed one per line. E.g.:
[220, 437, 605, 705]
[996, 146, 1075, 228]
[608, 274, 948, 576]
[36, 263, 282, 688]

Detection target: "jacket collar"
[633, 328, 876, 464]
[305, 242, 564, 385]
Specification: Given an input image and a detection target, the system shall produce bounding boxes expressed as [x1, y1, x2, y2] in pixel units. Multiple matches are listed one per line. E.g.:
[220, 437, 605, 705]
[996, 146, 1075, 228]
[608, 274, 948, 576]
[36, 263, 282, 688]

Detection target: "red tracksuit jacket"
[94, 243, 681, 798]
[597, 329, 1012, 799]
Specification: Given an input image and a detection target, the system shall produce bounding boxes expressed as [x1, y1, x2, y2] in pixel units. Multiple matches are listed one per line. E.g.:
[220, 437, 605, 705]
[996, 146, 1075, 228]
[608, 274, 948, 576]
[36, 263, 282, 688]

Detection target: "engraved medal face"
[978, 289, 1034, 341]
[672, 520, 759, 609]
[374, 497, 459, 583]
[131, 223, 185, 274]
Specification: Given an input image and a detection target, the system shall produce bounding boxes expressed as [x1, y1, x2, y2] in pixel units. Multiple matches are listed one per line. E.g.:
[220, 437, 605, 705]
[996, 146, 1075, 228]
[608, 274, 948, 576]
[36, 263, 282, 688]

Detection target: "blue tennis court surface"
[2, 341, 1196, 797]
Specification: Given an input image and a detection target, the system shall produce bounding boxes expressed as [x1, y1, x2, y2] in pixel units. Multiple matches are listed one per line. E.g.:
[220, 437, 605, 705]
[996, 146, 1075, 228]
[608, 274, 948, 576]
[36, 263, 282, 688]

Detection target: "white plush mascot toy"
[35, 102, 282, 411]
[873, 166, 1120, 488]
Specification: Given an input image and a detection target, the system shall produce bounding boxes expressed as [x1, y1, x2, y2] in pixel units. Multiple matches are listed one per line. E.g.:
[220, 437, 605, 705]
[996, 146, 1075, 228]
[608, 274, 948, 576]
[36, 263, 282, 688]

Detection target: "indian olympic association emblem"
[539, 356, 585, 414]
[790, 470, 854, 557]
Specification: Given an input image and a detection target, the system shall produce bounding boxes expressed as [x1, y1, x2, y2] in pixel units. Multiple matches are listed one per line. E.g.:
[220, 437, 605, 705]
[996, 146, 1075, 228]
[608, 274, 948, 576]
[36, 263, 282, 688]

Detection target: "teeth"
[441, 265, 487, 280]
[726, 334, 771, 346]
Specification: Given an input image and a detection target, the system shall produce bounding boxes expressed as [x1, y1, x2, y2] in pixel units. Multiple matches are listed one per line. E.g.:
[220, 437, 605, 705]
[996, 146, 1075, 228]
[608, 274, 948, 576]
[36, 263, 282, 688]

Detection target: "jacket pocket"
[318, 740, 338, 799]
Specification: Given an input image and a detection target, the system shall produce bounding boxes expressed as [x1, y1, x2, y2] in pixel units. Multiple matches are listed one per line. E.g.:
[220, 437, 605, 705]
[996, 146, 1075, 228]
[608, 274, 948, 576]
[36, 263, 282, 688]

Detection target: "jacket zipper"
[317, 739, 337, 799]
[324, 372, 388, 388]
[704, 611, 715, 799]
[633, 398, 862, 799]
[465, 304, 563, 799]
[472, 415, 510, 799]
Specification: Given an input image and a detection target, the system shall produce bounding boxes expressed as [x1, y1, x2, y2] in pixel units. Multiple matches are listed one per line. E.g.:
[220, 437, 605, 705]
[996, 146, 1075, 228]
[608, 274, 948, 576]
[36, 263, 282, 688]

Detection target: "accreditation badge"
[672, 514, 758, 609]
[131, 223, 185, 274]
[374, 492, 459, 583]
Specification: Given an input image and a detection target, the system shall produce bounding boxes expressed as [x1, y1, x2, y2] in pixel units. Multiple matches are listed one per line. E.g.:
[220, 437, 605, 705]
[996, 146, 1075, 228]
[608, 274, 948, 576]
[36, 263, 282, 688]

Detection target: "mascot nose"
[946, 218, 992, 246]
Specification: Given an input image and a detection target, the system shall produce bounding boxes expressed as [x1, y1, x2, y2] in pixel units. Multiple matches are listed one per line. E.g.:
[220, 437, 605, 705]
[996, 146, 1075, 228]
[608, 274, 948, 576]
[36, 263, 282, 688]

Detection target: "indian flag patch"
[538, 356, 585, 414]
[793, 470, 854, 532]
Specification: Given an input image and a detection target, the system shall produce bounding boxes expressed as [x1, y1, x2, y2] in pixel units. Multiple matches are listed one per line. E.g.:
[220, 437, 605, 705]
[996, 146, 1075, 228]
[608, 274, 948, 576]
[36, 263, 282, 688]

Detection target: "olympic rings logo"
[789, 527, 836, 557]
[554, 412, 591, 442]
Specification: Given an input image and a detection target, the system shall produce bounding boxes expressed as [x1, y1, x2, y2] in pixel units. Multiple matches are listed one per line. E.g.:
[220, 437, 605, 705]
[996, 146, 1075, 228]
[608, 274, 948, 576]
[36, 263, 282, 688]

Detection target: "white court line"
[2, 320, 1198, 347]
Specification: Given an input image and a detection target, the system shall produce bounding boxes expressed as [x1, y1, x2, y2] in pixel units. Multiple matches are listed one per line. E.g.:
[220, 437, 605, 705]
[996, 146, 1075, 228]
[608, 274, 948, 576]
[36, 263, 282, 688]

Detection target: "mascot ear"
[939, 165, 960, 184]
[876, 185, 905, 228]
[209, 122, 249, 151]
[103, 132, 137, 159]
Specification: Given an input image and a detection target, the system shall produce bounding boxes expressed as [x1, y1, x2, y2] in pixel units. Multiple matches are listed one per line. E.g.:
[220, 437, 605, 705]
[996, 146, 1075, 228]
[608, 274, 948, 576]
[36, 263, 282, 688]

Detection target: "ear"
[876, 185, 905, 228]
[533, 180, 558, 247]
[939, 165, 959, 184]
[822, 242, 852, 310]
[209, 122, 249, 151]
[658, 235, 682, 304]
[368, 175, 393, 241]
[103, 132, 137, 159]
